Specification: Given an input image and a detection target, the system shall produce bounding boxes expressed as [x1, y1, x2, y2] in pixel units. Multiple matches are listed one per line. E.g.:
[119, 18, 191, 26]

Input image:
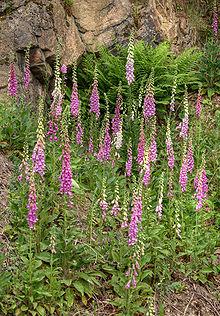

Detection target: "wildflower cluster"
[143, 71, 156, 119]
[90, 66, 100, 119]
[194, 161, 208, 211]
[128, 186, 143, 246]
[59, 122, 73, 198]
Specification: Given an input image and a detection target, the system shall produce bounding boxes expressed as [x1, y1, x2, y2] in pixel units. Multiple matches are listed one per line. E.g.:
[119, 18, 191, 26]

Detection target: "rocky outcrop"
[0, 0, 85, 97]
[71, 0, 132, 51]
[0, 0, 197, 97]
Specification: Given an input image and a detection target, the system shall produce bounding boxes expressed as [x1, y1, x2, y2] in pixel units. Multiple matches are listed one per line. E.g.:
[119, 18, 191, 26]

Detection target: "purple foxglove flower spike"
[112, 92, 122, 135]
[196, 91, 202, 118]
[179, 151, 188, 192]
[70, 82, 79, 118]
[32, 139, 45, 177]
[47, 120, 58, 142]
[149, 136, 157, 163]
[195, 163, 208, 211]
[128, 189, 143, 246]
[59, 139, 73, 197]
[143, 71, 156, 119]
[90, 67, 100, 118]
[103, 124, 111, 161]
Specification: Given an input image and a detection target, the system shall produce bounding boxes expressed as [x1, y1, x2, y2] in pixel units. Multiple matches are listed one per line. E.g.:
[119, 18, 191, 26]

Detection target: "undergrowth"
[0, 40, 220, 316]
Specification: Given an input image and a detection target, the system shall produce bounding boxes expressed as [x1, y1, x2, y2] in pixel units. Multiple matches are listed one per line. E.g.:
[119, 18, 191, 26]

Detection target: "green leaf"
[21, 305, 28, 311]
[61, 279, 72, 286]
[72, 179, 80, 189]
[36, 252, 51, 263]
[65, 288, 74, 307]
[35, 290, 52, 297]
[73, 281, 85, 296]
[36, 306, 46, 316]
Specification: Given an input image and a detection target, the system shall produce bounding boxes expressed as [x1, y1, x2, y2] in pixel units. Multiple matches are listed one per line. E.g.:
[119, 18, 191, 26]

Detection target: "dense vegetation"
[0, 24, 220, 316]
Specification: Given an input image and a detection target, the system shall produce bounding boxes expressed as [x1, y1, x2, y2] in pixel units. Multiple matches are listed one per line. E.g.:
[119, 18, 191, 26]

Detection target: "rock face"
[0, 0, 85, 97]
[72, 0, 132, 51]
[0, 0, 197, 97]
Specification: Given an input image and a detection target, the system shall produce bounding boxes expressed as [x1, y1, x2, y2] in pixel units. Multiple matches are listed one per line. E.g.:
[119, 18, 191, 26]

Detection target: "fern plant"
[77, 41, 202, 116]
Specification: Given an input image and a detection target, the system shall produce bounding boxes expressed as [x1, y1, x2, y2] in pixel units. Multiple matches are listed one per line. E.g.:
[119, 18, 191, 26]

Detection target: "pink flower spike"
[70, 82, 79, 118]
[149, 136, 157, 162]
[59, 141, 73, 197]
[195, 167, 208, 211]
[143, 94, 156, 118]
[32, 139, 45, 177]
[179, 156, 188, 192]
[76, 120, 84, 145]
[90, 79, 100, 119]
[88, 137, 94, 154]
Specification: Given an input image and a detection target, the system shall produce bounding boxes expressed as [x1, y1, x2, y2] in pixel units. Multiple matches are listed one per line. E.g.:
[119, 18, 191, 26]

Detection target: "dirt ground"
[161, 276, 220, 316]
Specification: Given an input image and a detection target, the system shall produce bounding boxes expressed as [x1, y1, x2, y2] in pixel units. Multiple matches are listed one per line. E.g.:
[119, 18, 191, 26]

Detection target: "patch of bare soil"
[161, 277, 220, 316]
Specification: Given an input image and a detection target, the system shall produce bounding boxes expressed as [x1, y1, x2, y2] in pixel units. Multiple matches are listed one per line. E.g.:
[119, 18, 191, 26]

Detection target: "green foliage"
[198, 40, 220, 97]
[1, 41, 220, 315]
[0, 97, 36, 151]
[77, 42, 202, 114]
